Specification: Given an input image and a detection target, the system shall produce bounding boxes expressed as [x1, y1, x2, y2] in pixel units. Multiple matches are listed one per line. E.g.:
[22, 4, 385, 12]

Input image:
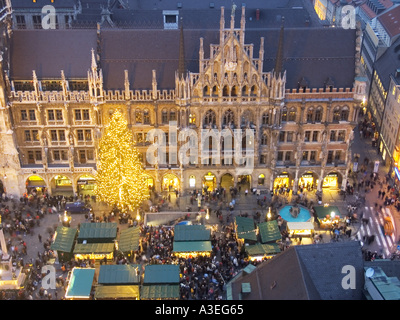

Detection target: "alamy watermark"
[341, 5, 356, 30]
[145, 122, 255, 175]
[41, 5, 56, 30]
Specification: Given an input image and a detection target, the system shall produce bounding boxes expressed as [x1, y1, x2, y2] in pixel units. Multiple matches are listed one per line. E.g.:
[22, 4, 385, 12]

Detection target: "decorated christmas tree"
[94, 110, 149, 213]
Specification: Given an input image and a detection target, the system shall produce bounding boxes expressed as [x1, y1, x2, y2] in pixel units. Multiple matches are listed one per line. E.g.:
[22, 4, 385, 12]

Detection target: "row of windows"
[24, 129, 92, 142]
[26, 149, 94, 163]
[20, 109, 91, 122]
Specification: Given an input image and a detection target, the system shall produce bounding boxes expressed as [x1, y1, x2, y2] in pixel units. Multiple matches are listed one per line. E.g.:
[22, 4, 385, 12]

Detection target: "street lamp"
[267, 207, 272, 220]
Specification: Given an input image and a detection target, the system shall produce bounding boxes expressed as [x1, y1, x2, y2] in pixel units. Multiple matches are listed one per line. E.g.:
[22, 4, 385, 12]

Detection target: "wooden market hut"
[94, 264, 141, 300]
[64, 267, 96, 300]
[172, 224, 212, 258]
[141, 264, 180, 300]
[50, 226, 78, 263]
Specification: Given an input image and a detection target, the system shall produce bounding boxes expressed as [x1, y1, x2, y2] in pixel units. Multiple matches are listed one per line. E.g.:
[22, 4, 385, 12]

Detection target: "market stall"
[287, 222, 315, 238]
[172, 224, 212, 258]
[313, 206, 342, 229]
[95, 264, 141, 300]
[234, 216, 258, 247]
[141, 264, 180, 300]
[245, 243, 281, 261]
[77, 222, 118, 244]
[65, 267, 96, 300]
[258, 220, 282, 244]
[50, 226, 78, 263]
[118, 226, 141, 255]
[73, 243, 115, 261]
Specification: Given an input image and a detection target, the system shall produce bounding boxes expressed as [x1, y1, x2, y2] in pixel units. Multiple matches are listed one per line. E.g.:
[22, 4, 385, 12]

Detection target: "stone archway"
[51, 175, 73, 196]
[162, 173, 180, 192]
[220, 173, 234, 190]
[322, 171, 343, 189]
[76, 174, 96, 196]
[298, 171, 319, 192]
[202, 172, 217, 193]
[25, 175, 47, 196]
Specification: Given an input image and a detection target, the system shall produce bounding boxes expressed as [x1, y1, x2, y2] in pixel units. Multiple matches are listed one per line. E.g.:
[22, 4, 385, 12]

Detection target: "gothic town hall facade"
[0, 4, 367, 198]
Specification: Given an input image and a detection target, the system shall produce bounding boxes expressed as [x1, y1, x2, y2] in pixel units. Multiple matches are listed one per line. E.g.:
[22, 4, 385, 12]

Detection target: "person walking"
[38, 234, 42, 243]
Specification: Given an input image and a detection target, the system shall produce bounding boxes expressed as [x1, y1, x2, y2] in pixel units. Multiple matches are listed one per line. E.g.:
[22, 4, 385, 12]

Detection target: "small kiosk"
[65, 267, 96, 300]
[172, 225, 212, 258]
[141, 264, 180, 300]
[50, 226, 78, 263]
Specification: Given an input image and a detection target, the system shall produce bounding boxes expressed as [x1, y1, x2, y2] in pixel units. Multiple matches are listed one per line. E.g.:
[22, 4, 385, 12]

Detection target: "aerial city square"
[0, 0, 399, 302]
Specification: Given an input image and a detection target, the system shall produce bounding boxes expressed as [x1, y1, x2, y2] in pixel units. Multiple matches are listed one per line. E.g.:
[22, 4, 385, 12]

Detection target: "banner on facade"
[374, 161, 380, 173]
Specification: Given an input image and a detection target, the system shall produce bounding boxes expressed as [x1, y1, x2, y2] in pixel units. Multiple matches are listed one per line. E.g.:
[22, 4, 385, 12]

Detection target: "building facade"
[0, 4, 366, 198]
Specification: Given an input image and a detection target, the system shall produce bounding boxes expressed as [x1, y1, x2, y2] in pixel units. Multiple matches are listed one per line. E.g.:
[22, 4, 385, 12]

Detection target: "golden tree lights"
[94, 110, 149, 212]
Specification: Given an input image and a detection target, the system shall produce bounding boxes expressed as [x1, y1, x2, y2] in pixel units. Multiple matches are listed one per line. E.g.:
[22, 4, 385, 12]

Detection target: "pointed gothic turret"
[88, 48, 103, 102]
[274, 17, 285, 79]
[178, 20, 186, 79]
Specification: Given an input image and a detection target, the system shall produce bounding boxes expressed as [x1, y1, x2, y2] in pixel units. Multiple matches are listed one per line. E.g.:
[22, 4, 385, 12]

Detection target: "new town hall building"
[0, 0, 366, 198]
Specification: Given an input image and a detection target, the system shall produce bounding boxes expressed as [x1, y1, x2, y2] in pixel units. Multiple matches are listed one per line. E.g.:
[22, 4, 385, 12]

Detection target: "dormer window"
[163, 10, 179, 29]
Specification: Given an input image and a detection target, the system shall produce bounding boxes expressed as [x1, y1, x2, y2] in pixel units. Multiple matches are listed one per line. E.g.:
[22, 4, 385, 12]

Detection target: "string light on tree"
[94, 110, 149, 213]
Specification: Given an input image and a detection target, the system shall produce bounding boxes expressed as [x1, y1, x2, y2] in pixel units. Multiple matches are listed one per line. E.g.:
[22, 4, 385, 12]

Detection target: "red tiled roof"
[360, 3, 377, 19]
[378, 5, 400, 38]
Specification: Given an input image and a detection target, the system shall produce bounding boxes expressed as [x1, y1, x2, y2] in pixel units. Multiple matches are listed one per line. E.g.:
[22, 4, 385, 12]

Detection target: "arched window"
[223, 85, 229, 97]
[288, 108, 296, 122]
[212, 85, 218, 96]
[262, 112, 269, 125]
[333, 107, 340, 122]
[204, 86, 210, 96]
[231, 86, 237, 97]
[223, 109, 235, 126]
[281, 110, 287, 123]
[251, 85, 257, 96]
[204, 110, 216, 126]
[143, 109, 150, 124]
[242, 85, 248, 96]
[189, 175, 196, 188]
[315, 108, 322, 123]
[258, 174, 265, 185]
[340, 107, 349, 121]
[189, 113, 196, 124]
[261, 133, 268, 145]
[135, 110, 142, 124]
[306, 108, 314, 123]
[161, 109, 168, 124]
[170, 109, 176, 121]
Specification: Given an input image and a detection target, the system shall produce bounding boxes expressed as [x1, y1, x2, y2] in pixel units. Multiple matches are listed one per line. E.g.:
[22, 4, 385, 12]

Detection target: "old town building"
[0, 1, 366, 198]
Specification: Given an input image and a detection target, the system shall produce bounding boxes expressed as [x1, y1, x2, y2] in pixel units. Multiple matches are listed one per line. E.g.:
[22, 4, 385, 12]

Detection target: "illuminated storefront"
[77, 174, 96, 195]
[274, 173, 291, 189]
[298, 172, 315, 190]
[258, 174, 265, 185]
[26, 175, 46, 194]
[322, 173, 339, 188]
[143, 175, 154, 193]
[162, 173, 180, 192]
[202, 172, 216, 192]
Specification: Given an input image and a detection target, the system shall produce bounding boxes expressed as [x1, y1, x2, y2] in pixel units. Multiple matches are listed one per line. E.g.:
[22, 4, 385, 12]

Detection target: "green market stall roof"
[118, 227, 140, 252]
[172, 241, 212, 253]
[143, 264, 180, 284]
[140, 285, 180, 300]
[258, 220, 281, 243]
[73, 242, 115, 254]
[313, 206, 341, 220]
[174, 224, 211, 241]
[50, 226, 77, 253]
[98, 264, 140, 285]
[77, 222, 117, 243]
[245, 243, 281, 257]
[94, 285, 140, 300]
[65, 268, 95, 299]
[235, 216, 257, 242]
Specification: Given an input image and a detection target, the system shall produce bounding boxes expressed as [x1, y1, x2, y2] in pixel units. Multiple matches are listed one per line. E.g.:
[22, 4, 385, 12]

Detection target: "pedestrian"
[38, 234, 42, 243]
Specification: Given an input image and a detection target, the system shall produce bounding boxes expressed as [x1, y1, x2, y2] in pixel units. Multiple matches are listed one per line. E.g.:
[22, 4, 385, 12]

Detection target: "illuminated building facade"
[0, 1, 366, 197]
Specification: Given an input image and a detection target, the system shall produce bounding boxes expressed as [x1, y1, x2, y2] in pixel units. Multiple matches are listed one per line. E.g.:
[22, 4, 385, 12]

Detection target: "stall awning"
[74, 242, 115, 254]
[94, 285, 139, 300]
[172, 241, 212, 253]
[143, 264, 180, 284]
[258, 220, 281, 243]
[174, 224, 211, 241]
[140, 285, 180, 299]
[77, 222, 117, 243]
[98, 264, 140, 285]
[235, 216, 257, 242]
[287, 222, 315, 231]
[245, 243, 281, 257]
[118, 227, 140, 252]
[65, 268, 95, 299]
[50, 226, 77, 253]
[313, 206, 341, 220]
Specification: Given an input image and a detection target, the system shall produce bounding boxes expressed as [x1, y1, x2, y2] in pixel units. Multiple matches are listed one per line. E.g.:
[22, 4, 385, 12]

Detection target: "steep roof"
[374, 36, 400, 89]
[9, 21, 355, 90]
[228, 241, 364, 300]
[377, 4, 400, 39]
